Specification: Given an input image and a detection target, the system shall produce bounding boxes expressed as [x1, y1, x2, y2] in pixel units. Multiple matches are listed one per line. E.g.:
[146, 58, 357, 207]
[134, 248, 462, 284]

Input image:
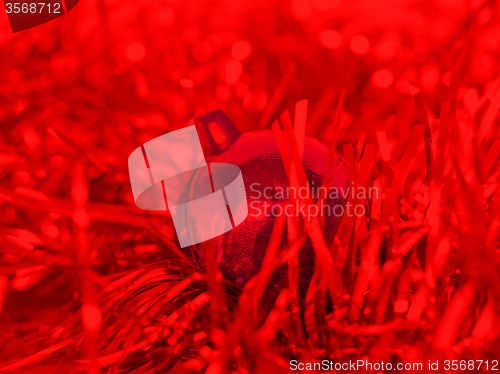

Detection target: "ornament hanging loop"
[195, 110, 241, 157]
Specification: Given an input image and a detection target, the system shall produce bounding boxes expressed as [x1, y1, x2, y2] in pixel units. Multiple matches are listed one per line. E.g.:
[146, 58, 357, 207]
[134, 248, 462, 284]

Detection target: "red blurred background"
[0, 0, 499, 372]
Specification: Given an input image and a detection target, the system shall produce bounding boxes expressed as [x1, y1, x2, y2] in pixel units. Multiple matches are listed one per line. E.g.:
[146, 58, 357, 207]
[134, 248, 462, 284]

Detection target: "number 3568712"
[5, 2, 61, 14]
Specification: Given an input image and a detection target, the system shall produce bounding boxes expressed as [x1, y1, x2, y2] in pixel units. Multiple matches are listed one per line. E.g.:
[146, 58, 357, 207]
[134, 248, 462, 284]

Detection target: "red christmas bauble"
[184, 111, 347, 304]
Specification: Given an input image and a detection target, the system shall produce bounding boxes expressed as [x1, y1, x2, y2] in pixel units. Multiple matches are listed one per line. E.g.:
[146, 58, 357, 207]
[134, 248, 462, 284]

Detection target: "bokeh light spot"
[82, 304, 102, 332]
[158, 7, 175, 26]
[180, 79, 194, 88]
[23, 128, 40, 148]
[44, 224, 60, 239]
[394, 299, 409, 314]
[420, 65, 440, 92]
[225, 60, 244, 85]
[478, 8, 492, 25]
[125, 42, 146, 62]
[50, 155, 64, 168]
[320, 29, 341, 49]
[215, 85, 232, 101]
[311, 0, 339, 11]
[243, 90, 268, 112]
[371, 69, 394, 88]
[290, 0, 312, 21]
[350, 35, 370, 55]
[375, 39, 397, 61]
[231, 40, 252, 61]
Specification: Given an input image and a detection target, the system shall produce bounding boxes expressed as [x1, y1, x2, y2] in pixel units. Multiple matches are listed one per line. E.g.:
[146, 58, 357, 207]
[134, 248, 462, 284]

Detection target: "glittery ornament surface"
[0, 0, 499, 372]
[192, 129, 347, 306]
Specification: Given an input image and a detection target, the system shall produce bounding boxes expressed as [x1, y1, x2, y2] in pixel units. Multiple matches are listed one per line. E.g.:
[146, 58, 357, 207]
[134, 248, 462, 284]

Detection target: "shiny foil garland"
[0, 0, 499, 373]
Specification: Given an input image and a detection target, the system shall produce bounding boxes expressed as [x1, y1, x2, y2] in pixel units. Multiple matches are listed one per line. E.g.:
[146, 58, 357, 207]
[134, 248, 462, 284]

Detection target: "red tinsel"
[0, 0, 499, 373]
